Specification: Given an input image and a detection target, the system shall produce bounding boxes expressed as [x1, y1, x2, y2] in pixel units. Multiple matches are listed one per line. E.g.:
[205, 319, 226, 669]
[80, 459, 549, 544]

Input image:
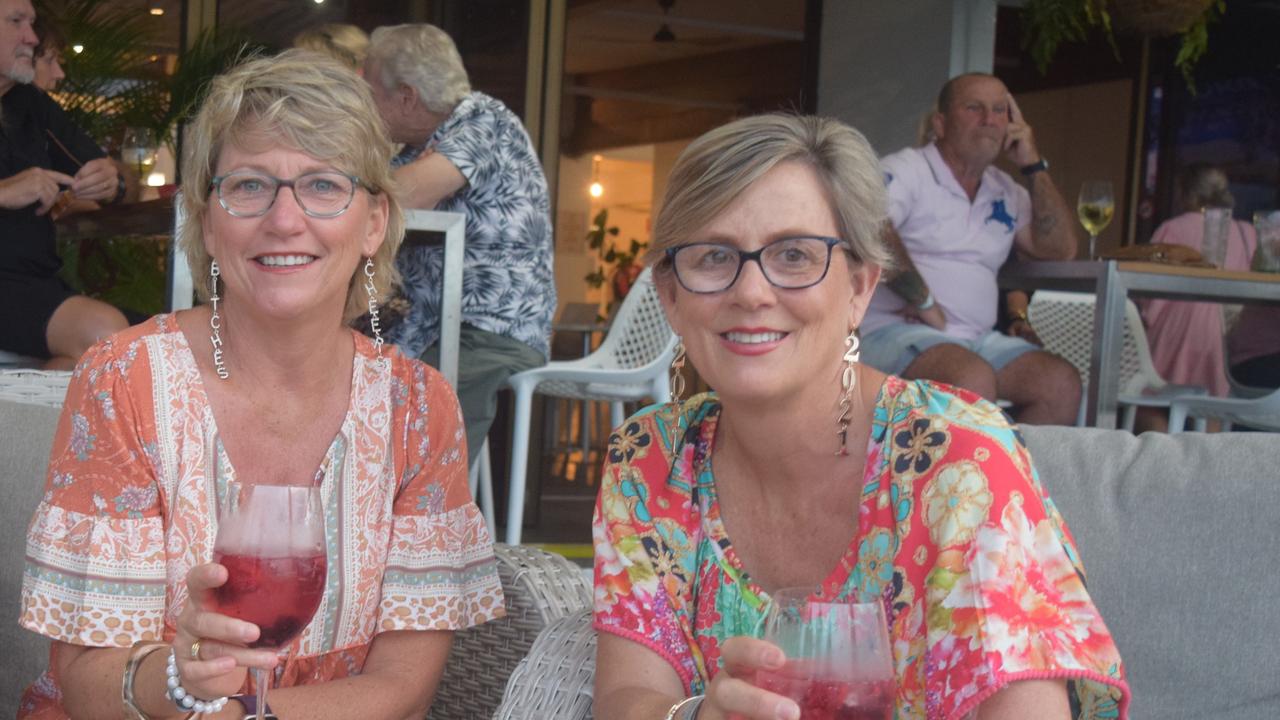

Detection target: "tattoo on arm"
[1026, 173, 1078, 260]
[882, 224, 930, 306]
[1034, 211, 1058, 239]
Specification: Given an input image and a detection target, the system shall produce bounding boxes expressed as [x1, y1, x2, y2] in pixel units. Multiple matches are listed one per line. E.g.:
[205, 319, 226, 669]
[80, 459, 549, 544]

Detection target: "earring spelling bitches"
[209, 260, 229, 380]
[835, 330, 860, 456]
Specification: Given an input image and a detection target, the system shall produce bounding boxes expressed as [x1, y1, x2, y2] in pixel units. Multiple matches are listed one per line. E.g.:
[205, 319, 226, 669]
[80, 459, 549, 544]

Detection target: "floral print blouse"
[18, 315, 503, 718]
[593, 379, 1129, 719]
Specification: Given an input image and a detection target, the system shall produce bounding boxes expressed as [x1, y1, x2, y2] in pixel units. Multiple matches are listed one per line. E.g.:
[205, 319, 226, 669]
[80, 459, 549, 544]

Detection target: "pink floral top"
[18, 315, 503, 718]
[593, 379, 1129, 719]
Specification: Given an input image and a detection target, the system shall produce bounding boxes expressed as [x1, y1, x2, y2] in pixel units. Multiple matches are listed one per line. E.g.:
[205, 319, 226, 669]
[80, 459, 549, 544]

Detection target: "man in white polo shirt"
[860, 73, 1081, 424]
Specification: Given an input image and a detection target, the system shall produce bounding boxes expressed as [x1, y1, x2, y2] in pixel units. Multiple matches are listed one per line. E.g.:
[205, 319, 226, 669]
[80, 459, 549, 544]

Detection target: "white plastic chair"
[1027, 290, 1206, 431]
[493, 267, 677, 545]
[1168, 388, 1280, 433]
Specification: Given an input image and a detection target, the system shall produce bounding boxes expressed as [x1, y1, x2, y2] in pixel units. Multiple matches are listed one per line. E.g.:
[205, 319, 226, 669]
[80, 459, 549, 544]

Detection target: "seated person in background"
[32, 14, 64, 92]
[859, 73, 1081, 425]
[1139, 164, 1259, 417]
[592, 113, 1129, 720]
[0, 0, 129, 368]
[294, 22, 369, 74]
[18, 50, 502, 719]
[1227, 307, 1280, 390]
[364, 23, 554, 465]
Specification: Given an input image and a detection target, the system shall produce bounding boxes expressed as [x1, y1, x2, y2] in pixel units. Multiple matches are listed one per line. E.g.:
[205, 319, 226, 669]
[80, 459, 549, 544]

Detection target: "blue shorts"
[859, 323, 1039, 376]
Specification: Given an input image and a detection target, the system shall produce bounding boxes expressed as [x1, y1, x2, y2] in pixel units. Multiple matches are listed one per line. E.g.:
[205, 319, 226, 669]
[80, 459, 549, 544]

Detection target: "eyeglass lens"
[672, 237, 836, 293]
[217, 171, 357, 217]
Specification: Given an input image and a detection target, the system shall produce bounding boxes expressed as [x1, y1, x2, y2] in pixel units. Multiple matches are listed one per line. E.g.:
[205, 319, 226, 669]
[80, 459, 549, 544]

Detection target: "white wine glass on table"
[121, 127, 158, 180]
[1077, 180, 1115, 260]
[756, 588, 895, 720]
[212, 482, 327, 719]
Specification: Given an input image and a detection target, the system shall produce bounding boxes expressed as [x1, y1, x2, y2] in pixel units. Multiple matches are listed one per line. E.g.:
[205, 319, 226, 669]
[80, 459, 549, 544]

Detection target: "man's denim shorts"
[859, 323, 1039, 376]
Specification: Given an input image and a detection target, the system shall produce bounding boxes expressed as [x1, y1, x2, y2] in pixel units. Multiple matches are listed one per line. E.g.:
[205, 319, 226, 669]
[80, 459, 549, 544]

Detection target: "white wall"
[817, 0, 997, 156]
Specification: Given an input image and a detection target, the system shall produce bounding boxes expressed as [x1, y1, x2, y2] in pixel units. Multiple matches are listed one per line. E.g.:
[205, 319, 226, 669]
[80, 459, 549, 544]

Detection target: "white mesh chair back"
[1027, 290, 1160, 396]
[592, 267, 673, 372]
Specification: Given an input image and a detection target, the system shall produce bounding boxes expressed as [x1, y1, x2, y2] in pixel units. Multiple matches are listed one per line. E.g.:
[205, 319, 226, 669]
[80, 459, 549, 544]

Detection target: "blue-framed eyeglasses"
[210, 170, 374, 218]
[665, 236, 847, 294]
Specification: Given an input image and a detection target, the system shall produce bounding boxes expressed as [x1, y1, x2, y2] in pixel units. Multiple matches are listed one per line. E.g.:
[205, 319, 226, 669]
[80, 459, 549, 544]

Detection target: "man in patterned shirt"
[365, 23, 554, 464]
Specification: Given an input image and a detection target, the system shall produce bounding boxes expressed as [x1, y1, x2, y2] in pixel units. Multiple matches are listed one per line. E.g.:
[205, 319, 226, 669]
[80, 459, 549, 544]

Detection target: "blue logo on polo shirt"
[986, 199, 1016, 232]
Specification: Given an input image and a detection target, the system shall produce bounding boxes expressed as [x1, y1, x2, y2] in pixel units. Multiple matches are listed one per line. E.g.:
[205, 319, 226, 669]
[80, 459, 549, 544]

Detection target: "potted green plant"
[1021, 0, 1225, 88]
[584, 209, 648, 313]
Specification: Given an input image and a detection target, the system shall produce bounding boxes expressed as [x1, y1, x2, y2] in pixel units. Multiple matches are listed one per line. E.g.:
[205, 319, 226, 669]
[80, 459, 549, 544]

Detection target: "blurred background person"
[31, 14, 64, 92]
[363, 23, 554, 466]
[0, 0, 129, 368]
[294, 22, 369, 75]
[1137, 163, 1261, 430]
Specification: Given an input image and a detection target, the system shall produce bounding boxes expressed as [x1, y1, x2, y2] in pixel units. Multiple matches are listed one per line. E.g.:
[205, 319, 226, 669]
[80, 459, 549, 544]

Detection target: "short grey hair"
[179, 49, 404, 323]
[648, 113, 893, 272]
[367, 24, 470, 114]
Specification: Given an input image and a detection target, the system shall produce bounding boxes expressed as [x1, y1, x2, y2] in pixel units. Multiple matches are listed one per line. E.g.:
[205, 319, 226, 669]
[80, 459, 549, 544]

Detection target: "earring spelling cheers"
[835, 330, 860, 456]
[669, 339, 686, 405]
[363, 258, 386, 363]
[209, 260, 229, 380]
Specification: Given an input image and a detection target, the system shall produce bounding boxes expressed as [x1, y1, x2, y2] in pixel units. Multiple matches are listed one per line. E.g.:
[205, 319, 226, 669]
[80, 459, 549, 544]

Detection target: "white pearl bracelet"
[164, 648, 229, 715]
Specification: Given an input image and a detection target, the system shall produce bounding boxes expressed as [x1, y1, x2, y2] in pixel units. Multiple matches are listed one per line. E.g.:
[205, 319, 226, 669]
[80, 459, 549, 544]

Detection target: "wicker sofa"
[0, 371, 591, 719]
[496, 425, 1280, 720]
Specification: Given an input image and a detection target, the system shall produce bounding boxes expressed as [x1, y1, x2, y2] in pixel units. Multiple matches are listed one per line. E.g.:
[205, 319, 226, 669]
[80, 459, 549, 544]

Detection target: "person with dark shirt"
[0, 0, 128, 367]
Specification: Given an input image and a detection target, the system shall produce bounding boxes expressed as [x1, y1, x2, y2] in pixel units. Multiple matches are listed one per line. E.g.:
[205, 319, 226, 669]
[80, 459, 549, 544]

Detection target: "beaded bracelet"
[164, 648, 230, 715]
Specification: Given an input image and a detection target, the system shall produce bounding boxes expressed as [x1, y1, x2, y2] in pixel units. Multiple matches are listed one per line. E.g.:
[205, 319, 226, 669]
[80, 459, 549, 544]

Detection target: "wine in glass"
[121, 127, 158, 179]
[212, 482, 326, 720]
[755, 588, 895, 720]
[1077, 180, 1115, 260]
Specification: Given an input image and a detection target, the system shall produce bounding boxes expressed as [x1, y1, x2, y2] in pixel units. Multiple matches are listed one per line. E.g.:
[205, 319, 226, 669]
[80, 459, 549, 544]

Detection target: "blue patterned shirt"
[388, 91, 555, 359]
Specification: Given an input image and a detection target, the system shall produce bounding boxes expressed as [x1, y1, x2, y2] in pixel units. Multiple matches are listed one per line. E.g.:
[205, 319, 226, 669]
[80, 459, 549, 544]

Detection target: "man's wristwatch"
[1020, 158, 1050, 177]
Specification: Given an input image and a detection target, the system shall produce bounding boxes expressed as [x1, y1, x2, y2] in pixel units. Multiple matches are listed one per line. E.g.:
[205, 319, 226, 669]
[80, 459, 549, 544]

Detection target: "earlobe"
[362, 193, 390, 258]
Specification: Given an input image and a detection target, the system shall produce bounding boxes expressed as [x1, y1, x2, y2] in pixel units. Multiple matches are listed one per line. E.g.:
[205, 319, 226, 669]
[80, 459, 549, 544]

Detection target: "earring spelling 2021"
[835, 330, 860, 456]
[669, 339, 686, 405]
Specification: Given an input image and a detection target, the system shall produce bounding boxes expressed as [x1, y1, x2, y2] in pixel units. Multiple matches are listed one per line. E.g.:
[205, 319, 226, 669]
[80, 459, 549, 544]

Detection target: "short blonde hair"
[648, 114, 893, 272]
[367, 24, 470, 114]
[293, 24, 369, 71]
[179, 49, 404, 323]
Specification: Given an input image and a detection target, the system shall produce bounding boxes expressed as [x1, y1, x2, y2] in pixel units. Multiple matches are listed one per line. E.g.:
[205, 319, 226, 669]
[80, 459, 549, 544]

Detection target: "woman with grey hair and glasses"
[17, 50, 502, 720]
[592, 114, 1129, 720]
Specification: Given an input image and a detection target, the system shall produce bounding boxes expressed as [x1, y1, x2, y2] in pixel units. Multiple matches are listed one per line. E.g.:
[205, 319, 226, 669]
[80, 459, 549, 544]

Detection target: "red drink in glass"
[756, 662, 893, 720]
[212, 551, 326, 648]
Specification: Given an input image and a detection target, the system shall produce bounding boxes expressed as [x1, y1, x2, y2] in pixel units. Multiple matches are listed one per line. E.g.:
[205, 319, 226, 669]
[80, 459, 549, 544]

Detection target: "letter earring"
[363, 258, 386, 365]
[835, 330, 860, 456]
[209, 261, 229, 380]
[669, 338, 686, 405]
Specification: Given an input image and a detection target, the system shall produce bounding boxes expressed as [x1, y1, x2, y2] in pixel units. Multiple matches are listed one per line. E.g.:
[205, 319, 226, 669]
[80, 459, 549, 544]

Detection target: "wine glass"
[212, 483, 327, 720]
[121, 127, 158, 180]
[1077, 180, 1115, 260]
[756, 588, 895, 720]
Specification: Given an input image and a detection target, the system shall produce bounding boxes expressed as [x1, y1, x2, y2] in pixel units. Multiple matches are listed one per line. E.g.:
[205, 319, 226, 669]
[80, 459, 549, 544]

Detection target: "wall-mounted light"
[72, 44, 84, 54]
[148, 0, 164, 16]
[589, 154, 603, 198]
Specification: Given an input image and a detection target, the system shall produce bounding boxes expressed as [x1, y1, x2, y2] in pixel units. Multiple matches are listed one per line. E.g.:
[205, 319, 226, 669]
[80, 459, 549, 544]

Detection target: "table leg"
[1088, 261, 1125, 429]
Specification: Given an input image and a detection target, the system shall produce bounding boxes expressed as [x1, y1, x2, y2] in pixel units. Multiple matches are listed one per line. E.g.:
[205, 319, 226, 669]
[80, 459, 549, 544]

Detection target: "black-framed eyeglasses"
[665, 236, 847, 294]
[210, 170, 373, 218]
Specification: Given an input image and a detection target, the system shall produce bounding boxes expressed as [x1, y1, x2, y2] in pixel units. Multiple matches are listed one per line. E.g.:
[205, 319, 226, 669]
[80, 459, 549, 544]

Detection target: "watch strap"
[1020, 158, 1049, 176]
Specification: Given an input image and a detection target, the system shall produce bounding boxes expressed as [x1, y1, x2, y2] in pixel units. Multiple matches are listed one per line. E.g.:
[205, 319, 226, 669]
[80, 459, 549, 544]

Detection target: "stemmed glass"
[121, 127, 158, 180]
[756, 588, 895, 720]
[1077, 180, 1115, 260]
[212, 483, 327, 720]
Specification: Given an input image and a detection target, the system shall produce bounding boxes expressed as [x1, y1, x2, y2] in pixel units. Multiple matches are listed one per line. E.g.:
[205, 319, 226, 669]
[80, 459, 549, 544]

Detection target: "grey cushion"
[1022, 426, 1280, 720]
[0, 399, 61, 715]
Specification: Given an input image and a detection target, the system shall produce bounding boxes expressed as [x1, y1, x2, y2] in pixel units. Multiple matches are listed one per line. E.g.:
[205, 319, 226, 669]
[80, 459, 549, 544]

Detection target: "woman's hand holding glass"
[172, 562, 279, 702]
[700, 636, 801, 720]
